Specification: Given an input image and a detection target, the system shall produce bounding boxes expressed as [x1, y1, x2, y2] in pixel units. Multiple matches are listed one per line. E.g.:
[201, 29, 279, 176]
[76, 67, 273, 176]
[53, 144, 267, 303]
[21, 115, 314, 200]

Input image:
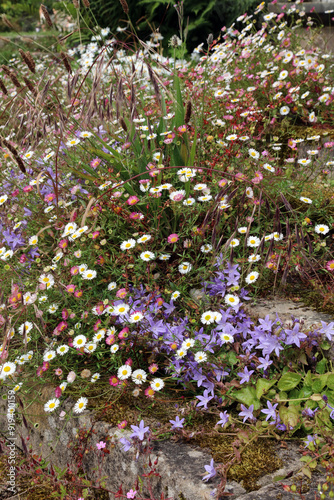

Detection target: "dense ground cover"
[1, 1, 334, 498]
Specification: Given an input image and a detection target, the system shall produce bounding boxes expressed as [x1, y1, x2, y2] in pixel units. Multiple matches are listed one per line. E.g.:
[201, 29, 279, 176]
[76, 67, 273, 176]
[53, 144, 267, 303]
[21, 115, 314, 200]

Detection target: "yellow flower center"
[4, 366, 10, 372]
[49, 403, 55, 409]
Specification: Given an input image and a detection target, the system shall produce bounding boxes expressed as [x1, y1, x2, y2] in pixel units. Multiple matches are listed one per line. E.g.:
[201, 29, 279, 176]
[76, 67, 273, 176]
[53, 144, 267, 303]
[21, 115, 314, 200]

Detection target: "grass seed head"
[19, 49, 36, 74]
[40, 5, 53, 27]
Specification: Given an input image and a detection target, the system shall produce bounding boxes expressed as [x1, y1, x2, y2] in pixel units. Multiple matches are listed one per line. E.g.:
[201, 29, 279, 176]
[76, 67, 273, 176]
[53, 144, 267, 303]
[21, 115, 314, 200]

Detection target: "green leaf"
[301, 466, 312, 479]
[227, 351, 237, 366]
[233, 386, 260, 410]
[188, 127, 197, 167]
[327, 374, 334, 390]
[320, 340, 331, 350]
[256, 378, 276, 400]
[311, 374, 328, 393]
[173, 74, 185, 127]
[279, 404, 300, 428]
[304, 370, 313, 388]
[64, 165, 97, 182]
[298, 387, 313, 399]
[277, 372, 302, 392]
[316, 358, 328, 374]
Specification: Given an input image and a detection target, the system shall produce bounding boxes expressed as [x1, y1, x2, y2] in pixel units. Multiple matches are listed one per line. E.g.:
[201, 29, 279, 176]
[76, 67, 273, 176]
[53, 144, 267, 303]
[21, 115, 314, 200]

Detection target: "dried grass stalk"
[184, 100, 192, 123]
[119, 117, 127, 132]
[23, 77, 37, 95]
[0, 78, 7, 95]
[40, 5, 53, 27]
[2, 16, 15, 30]
[19, 49, 36, 74]
[1, 65, 21, 88]
[60, 51, 72, 74]
[119, 0, 129, 15]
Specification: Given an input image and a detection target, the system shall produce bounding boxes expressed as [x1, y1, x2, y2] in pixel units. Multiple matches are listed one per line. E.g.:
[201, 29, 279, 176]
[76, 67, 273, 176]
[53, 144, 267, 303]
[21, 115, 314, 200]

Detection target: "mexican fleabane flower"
[0, 362, 16, 379]
[150, 378, 164, 391]
[224, 294, 240, 307]
[120, 239, 136, 251]
[73, 335, 87, 348]
[178, 262, 192, 274]
[315, 224, 329, 235]
[73, 397, 88, 413]
[245, 271, 259, 284]
[44, 398, 60, 413]
[140, 251, 155, 261]
[132, 369, 147, 385]
[118, 365, 132, 380]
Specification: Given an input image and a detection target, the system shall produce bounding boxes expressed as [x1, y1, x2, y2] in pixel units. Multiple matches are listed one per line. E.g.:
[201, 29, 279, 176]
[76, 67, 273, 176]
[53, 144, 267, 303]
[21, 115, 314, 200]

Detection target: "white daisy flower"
[78, 264, 88, 274]
[224, 294, 240, 307]
[315, 224, 330, 235]
[0, 362, 16, 379]
[118, 364, 132, 380]
[248, 148, 260, 159]
[57, 345, 69, 356]
[150, 378, 164, 391]
[73, 397, 88, 413]
[176, 348, 188, 359]
[82, 269, 97, 280]
[200, 244, 212, 253]
[280, 106, 290, 115]
[298, 159, 311, 165]
[198, 195, 212, 202]
[179, 262, 192, 274]
[59, 382, 67, 392]
[18, 322, 33, 335]
[220, 333, 234, 343]
[171, 291, 180, 300]
[245, 271, 259, 284]
[43, 350, 56, 362]
[238, 227, 248, 234]
[183, 197, 196, 206]
[129, 311, 144, 323]
[113, 303, 130, 316]
[91, 373, 100, 383]
[140, 251, 155, 261]
[66, 138, 80, 147]
[159, 254, 171, 261]
[132, 369, 147, 385]
[93, 330, 105, 343]
[182, 339, 195, 350]
[73, 335, 87, 348]
[110, 344, 119, 354]
[0, 194, 8, 205]
[84, 342, 97, 353]
[48, 304, 59, 314]
[137, 234, 151, 244]
[230, 238, 239, 248]
[44, 398, 60, 413]
[194, 183, 208, 191]
[201, 311, 215, 325]
[246, 187, 254, 198]
[194, 351, 207, 363]
[248, 254, 260, 263]
[29, 235, 38, 245]
[300, 197, 312, 204]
